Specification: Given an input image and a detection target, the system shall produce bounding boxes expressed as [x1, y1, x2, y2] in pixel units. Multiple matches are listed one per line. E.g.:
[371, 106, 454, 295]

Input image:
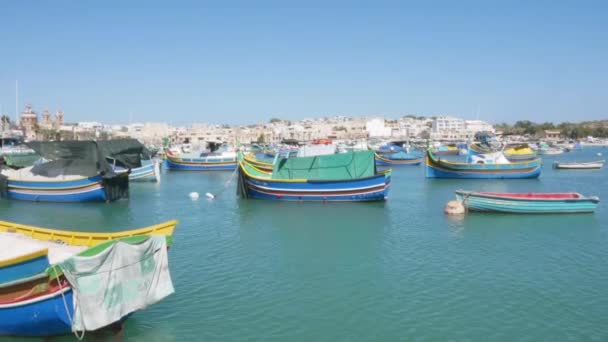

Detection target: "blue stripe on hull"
[165, 159, 237, 171]
[7, 186, 107, 202]
[128, 164, 158, 181]
[455, 194, 598, 213]
[426, 164, 541, 179]
[8, 175, 103, 189]
[0, 289, 73, 336]
[0, 256, 49, 284]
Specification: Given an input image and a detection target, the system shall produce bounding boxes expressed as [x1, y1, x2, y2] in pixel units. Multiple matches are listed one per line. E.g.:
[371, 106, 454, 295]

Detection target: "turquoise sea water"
[1, 147, 607, 341]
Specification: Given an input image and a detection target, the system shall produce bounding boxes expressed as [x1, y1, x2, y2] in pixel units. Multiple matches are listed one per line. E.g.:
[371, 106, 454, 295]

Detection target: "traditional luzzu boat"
[0, 141, 129, 202]
[238, 150, 391, 201]
[165, 143, 238, 171]
[0, 220, 177, 337]
[374, 152, 422, 166]
[454, 190, 600, 214]
[503, 144, 537, 161]
[426, 150, 542, 179]
[536, 143, 563, 155]
[98, 139, 161, 182]
[243, 153, 274, 172]
[553, 160, 605, 170]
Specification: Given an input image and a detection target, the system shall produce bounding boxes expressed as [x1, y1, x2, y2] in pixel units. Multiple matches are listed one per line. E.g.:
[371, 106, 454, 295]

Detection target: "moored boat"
[238, 151, 391, 201]
[374, 152, 422, 166]
[98, 139, 161, 182]
[165, 151, 237, 171]
[504, 144, 537, 161]
[426, 150, 542, 179]
[553, 160, 605, 170]
[0, 141, 129, 202]
[454, 190, 600, 213]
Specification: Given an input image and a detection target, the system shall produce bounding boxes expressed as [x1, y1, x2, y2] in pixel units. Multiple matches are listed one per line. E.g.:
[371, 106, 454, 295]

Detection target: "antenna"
[15, 80, 19, 123]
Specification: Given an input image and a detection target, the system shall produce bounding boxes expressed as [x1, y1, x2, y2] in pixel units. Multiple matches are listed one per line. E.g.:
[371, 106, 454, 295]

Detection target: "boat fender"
[444, 200, 465, 215]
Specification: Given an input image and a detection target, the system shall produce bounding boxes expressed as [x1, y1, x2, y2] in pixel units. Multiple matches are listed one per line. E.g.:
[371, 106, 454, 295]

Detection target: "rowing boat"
[455, 191, 599, 213]
[553, 160, 604, 170]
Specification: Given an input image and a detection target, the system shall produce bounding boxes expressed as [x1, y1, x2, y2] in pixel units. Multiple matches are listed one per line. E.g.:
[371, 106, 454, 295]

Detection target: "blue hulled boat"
[238, 151, 391, 201]
[455, 190, 600, 214]
[98, 139, 161, 182]
[0, 250, 49, 284]
[374, 152, 422, 166]
[425, 150, 542, 179]
[0, 141, 129, 202]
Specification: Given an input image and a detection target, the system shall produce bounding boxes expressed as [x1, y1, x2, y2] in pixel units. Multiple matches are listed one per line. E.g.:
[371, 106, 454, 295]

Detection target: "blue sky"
[0, 1, 606, 125]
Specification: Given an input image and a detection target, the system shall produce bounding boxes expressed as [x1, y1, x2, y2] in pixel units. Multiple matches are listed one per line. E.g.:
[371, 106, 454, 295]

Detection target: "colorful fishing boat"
[98, 139, 161, 182]
[0, 235, 175, 337]
[374, 152, 422, 166]
[454, 190, 600, 213]
[238, 151, 391, 201]
[426, 150, 542, 179]
[243, 153, 274, 172]
[0, 141, 129, 202]
[553, 160, 605, 170]
[0, 219, 178, 337]
[165, 151, 237, 171]
[537, 143, 563, 155]
[0, 249, 49, 284]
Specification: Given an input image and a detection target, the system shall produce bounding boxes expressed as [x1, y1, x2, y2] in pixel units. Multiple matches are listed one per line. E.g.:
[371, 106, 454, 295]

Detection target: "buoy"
[205, 192, 215, 199]
[597, 152, 602, 156]
[189, 192, 200, 200]
[444, 200, 465, 215]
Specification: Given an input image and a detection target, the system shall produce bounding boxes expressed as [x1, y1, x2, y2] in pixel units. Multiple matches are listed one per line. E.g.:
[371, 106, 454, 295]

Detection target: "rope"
[211, 165, 239, 197]
[53, 265, 86, 340]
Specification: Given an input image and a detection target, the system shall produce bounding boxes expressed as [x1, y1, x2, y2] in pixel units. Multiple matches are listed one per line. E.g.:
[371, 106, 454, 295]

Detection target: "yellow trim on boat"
[239, 160, 307, 183]
[0, 249, 48, 268]
[428, 151, 540, 166]
[7, 175, 95, 183]
[0, 220, 178, 247]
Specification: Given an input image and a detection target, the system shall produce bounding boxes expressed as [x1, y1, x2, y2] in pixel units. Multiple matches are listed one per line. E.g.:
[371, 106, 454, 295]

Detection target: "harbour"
[0, 145, 606, 341]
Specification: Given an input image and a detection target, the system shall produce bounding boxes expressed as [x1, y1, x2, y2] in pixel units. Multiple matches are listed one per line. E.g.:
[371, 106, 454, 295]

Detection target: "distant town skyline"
[1, 1, 607, 124]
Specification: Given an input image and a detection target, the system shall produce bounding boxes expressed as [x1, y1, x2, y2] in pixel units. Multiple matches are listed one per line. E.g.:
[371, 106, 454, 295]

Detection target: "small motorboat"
[455, 191, 600, 214]
[553, 160, 604, 170]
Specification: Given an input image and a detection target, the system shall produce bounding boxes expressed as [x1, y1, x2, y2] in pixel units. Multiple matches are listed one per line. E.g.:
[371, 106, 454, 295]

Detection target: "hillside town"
[2, 104, 607, 148]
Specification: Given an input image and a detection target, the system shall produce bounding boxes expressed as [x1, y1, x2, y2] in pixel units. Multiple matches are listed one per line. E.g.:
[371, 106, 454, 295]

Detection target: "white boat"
[553, 160, 604, 169]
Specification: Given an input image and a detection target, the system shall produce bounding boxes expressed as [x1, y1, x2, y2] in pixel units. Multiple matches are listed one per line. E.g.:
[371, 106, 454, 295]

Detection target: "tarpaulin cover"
[58, 236, 174, 332]
[26, 141, 113, 177]
[272, 150, 376, 180]
[97, 139, 152, 169]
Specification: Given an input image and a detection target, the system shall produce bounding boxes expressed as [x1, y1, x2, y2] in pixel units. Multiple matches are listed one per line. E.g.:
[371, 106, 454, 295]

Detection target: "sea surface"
[1, 147, 607, 341]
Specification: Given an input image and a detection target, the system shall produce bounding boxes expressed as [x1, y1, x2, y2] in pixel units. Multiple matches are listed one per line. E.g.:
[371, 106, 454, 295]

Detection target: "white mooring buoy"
[189, 192, 200, 200]
[205, 192, 215, 200]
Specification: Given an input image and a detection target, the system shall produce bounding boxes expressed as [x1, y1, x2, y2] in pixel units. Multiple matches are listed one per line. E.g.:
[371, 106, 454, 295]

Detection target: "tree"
[257, 133, 265, 143]
[0, 115, 10, 130]
[419, 130, 430, 139]
[269, 118, 282, 123]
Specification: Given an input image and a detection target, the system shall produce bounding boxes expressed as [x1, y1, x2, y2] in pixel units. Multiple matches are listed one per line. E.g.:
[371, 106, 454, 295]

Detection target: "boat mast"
[15, 80, 19, 125]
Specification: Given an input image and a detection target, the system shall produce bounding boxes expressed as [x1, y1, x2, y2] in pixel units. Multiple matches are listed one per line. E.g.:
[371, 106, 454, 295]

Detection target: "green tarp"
[272, 150, 376, 180]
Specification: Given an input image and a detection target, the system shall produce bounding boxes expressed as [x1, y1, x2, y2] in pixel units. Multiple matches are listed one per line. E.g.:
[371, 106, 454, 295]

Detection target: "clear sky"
[0, 1, 606, 125]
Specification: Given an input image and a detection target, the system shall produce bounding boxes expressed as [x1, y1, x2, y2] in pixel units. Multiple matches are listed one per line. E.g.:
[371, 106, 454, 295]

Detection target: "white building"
[465, 120, 494, 134]
[365, 118, 391, 138]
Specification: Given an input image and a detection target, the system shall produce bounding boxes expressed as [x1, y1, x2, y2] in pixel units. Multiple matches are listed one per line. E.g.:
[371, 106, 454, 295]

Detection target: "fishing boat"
[166, 152, 237, 171]
[98, 139, 161, 182]
[504, 144, 537, 161]
[0, 249, 49, 284]
[0, 235, 175, 337]
[238, 151, 391, 201]
[426, 150, 542, 179]
[0, 220, 178, 337]
[243, 153, 274, 172]
[0, 137, 39, 168]
[454, 190, 600, 213]
[374, 152, 422, 166]
[0, 141, 129, 202]
[553, 160, 605, 170]
[537, 143, 563, 155]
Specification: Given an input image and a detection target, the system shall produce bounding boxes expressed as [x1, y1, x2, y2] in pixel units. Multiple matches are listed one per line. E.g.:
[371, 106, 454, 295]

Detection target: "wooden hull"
[6, 175, 109, 202]
[455, 191, 599, 213]
[238, 162, 391, 202]
[0, 219, 177, 247]
[553, 161, 604, 169]
[165, 156, 237, 171]
[374, 154, 422, 166]
[425, 151, 541, 179]
[128, 162, 160, 182]
[0, 283, 73, 336]
[0, 250, 49, 284]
